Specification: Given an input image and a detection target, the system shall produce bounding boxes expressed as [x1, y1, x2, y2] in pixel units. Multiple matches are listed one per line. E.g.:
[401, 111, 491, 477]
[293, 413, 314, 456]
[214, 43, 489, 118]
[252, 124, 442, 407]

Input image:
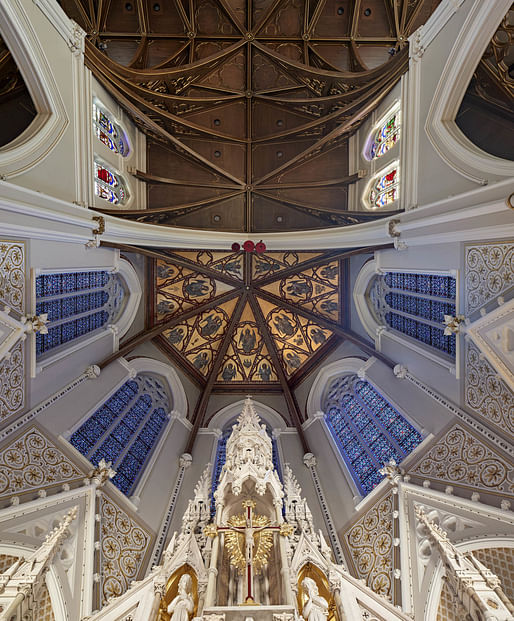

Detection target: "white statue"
[302, 577, 328, 621]
[167, 574, 194, 621]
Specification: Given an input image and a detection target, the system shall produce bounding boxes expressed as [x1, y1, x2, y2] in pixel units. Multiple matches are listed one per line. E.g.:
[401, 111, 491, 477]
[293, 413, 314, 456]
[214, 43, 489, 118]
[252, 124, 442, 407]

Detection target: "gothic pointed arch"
[425, 0, 514, 183]
[0, 0, 68, 177]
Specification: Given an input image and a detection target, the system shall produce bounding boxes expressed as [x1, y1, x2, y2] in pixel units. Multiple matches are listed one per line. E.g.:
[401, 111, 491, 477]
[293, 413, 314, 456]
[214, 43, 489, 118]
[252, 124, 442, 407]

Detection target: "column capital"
[303, 453, 317, 468]
[179, 453, 193, 469]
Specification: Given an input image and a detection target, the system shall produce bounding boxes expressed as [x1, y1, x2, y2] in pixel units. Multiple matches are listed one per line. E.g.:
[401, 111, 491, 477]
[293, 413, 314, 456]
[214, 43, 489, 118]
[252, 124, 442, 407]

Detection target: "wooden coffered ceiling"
[60, 0, 441, 232]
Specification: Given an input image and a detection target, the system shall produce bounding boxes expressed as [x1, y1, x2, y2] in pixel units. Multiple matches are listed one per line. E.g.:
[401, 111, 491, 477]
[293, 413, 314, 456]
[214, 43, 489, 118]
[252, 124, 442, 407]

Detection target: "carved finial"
[86, 459, 116, 487]
[379, 459, 403, 485]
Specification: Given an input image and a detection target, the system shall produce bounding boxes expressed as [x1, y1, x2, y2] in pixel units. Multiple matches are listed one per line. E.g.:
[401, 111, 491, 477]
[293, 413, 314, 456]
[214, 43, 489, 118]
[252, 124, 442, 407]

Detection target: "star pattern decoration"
[59, 0, 441, 232]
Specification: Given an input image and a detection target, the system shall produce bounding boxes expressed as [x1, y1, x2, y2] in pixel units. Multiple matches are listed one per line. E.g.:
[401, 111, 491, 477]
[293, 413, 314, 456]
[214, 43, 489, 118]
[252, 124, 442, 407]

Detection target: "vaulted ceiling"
[60, 0, 441, 232]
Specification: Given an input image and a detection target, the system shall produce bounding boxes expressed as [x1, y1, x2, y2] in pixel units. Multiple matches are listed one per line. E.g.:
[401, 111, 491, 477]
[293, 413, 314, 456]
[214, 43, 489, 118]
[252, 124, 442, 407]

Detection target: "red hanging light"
[243, 240, 255, 252]
[255, 240, 266, 254]
[231, 242, 241, 252]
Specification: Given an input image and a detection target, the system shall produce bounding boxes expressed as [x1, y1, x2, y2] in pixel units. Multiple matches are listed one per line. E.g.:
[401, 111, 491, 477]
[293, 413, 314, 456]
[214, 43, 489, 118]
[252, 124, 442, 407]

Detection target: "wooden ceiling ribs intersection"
[59, 0, 441, 232]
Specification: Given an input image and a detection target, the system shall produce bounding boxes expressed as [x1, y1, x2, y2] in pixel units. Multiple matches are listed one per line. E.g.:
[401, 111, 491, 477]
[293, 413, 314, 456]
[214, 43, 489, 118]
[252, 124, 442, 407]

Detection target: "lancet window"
[366, 165, 399, 209]
[323, 374, 422, 495]
[366, 110, 400, 160]
[93, 102, 129, 156]
[35, 270, 125, 356]
[370, 271, 457, 355]
[210, 422, 281, 516]
[69, 374, 170, 495]
[94, 160, 128, 205]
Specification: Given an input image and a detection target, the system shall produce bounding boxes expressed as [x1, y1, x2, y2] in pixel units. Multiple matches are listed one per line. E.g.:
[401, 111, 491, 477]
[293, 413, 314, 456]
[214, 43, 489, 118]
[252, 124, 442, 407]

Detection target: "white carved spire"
[0, 506, 77, 621]
[216, 397, 281, 498]
[415, 506, 514, 620]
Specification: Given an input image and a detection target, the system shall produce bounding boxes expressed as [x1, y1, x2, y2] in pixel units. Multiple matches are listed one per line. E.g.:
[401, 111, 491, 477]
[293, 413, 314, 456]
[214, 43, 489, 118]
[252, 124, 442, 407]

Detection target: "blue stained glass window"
[378, 272, 457, 356]
[69, 375, 169, 496]
[324, 378, 422, 496]
[35, 270, 123, 357]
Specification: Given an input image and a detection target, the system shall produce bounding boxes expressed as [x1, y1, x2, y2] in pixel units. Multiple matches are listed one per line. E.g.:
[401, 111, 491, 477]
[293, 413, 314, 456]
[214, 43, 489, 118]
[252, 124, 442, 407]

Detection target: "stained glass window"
[210, 421, 282, 516]
[323, 375, 422, 495]
[35, 270, 125, 356]
[94, 160, 128, 205]
[367, 111, 400, 160]
[368, 167, 399, 208]
[370, 272, 457, 356]
[69, 374, 170, 495]
[93, 102, 129, 156]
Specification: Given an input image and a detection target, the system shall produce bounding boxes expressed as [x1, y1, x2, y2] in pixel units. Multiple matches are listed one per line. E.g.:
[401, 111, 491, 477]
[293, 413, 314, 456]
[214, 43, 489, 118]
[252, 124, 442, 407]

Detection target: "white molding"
[402, 58, 420, 211]
[32, 0, 85, 52]
[425, 0, 514, 183]
[116, 257, 142, 339]
[0, 0, 69, 177]
[411, 0, 465, 54]
[353, 258, 381, 340]
[0, 176, 512, 249]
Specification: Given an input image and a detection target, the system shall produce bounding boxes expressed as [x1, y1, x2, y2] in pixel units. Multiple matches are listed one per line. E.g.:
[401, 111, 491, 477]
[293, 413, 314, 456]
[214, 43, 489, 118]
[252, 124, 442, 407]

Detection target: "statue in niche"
[301, 577, 329, 621]
[167, 574, 194, 621]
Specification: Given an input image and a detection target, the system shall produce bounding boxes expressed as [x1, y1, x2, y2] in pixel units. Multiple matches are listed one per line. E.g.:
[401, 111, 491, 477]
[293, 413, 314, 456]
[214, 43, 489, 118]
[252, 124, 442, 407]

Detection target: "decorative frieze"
[465, 242, 513, 314]
[343, 491, 394, 599]
[98, 494, 152, 606]
[407, 423, 513, 497]
[0, 241, 25, 313]
[0, 426, 83, 498]
[0, 341, 24, 421]
[465, 341, 513, 438]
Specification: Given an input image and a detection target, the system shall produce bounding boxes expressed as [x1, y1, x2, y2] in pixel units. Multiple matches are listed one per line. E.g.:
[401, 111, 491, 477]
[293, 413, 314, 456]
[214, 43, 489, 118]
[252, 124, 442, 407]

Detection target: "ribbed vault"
[60, 0, 441, 232]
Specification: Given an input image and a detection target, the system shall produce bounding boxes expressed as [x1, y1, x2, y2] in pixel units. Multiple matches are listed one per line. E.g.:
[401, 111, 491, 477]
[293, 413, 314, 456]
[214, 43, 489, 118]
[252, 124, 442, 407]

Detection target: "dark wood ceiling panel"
[65, 0, 441, 231]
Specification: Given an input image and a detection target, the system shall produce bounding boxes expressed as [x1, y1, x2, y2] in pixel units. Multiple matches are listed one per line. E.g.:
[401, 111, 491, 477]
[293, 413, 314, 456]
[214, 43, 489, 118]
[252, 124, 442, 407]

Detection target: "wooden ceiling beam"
[97, 290, 240, 370]
[217, 0, 246, 34]
[173, 0, 192, 32]
[253, 0, 284, 36]
[258, 172, 361, 189]
[306, 0, 327, 35]
[130, 169, 243, 189]
[249, 294, 310, 450]
[88, 67, 246, 185]
[255, 289, 396, 368]
[100, 241, 242, 287]
[184, 293, 248, 453]
[95, 190, 245, 216]
[254, 244, 392, 287]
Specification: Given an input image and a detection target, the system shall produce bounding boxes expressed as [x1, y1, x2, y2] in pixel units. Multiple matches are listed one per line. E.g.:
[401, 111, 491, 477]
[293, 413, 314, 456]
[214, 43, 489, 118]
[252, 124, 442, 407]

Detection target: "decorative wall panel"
[0, 341, 24, 422]
[98, 494, 152, 605]
[0, 427, 83, 498]
[343, 491, 394, 599]
[0, 241, 25, 313]
[0, 241, 25, 421]
[407, 423, 513, 497]
[465, 242, 513, 314]
[465, 341, 513, 439]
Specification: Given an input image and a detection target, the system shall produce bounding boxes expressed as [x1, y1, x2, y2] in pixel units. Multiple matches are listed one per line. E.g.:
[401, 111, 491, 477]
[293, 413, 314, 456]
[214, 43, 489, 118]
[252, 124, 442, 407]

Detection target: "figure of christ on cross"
[204, 500, 293, 605]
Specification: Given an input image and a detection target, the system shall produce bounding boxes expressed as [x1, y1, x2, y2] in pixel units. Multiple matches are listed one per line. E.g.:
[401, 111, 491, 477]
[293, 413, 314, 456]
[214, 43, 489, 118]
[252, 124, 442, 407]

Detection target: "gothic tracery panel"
[343, 491, 395, 600]
[465, 242, 513, 314]
[0, 426, 83, 498]
[98, 493, 152, 606]
[406, 422, 513, 497]
[465, 341, 513, 439]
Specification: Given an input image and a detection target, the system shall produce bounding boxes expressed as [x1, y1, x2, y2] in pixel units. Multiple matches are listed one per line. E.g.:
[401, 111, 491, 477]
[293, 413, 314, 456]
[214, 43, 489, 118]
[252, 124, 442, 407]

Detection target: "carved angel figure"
[302, 577, 328, 621]
[167, 574, 194, 621]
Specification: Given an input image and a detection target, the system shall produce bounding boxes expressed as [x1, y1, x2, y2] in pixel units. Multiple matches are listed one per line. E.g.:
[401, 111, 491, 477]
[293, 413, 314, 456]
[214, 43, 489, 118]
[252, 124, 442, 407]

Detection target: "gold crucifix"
[204, 500, 293, 605]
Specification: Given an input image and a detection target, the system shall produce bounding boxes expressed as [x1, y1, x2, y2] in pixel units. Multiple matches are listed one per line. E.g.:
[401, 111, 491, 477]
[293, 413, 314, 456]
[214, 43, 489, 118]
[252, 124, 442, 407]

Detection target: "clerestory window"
[69, 374, 170, 495]
[323, 374, 422, 495]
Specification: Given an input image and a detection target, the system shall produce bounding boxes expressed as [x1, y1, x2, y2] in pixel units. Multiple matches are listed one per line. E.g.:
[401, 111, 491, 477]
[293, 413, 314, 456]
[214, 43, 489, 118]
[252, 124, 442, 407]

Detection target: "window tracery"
[93, 102, 129, 156]
[370, 271, 457, 356]
[323, 374, 422, 495]
[367, 165, 399, 209]
[69, 374, 170, 495]
[35, 270, 125, 356]
[366, 110, 400, 160]
[94, 160, 128, 205]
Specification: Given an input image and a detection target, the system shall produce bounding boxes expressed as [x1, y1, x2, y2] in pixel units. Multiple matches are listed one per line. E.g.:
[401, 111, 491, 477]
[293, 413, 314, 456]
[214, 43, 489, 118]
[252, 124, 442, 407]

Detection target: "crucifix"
[204, 500, 293, 605]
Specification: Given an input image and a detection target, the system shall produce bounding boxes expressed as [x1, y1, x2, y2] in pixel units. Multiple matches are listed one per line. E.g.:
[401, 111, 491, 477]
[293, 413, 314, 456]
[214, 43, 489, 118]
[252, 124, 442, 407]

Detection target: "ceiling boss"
[204, 500, 293, 605]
